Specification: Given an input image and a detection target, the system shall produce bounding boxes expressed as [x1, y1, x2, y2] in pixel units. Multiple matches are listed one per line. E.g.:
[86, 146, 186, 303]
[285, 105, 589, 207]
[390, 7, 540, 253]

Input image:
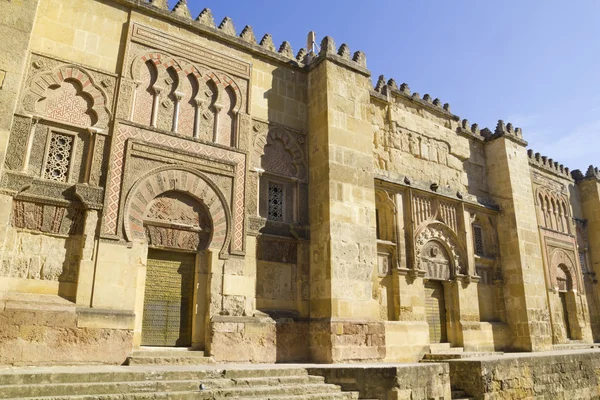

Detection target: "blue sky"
[179, 1, 600, 172]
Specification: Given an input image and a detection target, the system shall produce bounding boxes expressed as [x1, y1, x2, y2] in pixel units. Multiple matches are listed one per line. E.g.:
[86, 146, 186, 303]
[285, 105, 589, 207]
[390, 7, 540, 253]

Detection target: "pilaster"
[307, 38, 380, 362]
[484, 123, 552, 351]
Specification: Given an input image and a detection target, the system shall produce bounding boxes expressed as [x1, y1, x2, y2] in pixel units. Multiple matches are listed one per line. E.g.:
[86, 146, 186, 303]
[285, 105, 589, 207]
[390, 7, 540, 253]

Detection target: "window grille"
[473, 225, 484, 256]
[44, 132, 74, 182]
[267, 182, 284, 222]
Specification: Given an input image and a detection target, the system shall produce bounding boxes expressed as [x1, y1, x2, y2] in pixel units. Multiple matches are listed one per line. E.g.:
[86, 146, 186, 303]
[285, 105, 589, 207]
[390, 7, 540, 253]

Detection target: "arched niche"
[124, 166, 230, 257]
[253, 127, 307, 181]
[550, 248, 580, 292]
[23, 64, 111, 128]
[415, 223, 467, 278]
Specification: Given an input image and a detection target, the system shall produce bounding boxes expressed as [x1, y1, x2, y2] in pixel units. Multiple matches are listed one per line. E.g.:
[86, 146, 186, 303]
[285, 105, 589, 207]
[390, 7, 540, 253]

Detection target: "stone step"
[422, 351, 503, 361]
[553, 343, 600, 351]
[0, 375, 327, 398]
[429, 346, 464, 354]
[452, 389, 467, 398]
[0, 367, 311, 386]
[125, 356, 215, 365]
[125, 348, 214, 365]
[8, 392, 360, 400]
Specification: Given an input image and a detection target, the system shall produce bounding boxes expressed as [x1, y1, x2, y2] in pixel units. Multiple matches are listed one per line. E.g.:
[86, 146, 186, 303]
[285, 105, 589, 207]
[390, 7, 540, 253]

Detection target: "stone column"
[307, 38, 381, 362]
[576, 167, 600, 341]
[484, 122, 552, 351]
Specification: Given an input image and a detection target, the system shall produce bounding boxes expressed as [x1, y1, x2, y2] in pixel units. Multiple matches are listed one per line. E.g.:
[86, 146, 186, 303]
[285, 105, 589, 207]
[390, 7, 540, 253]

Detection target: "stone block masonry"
[449, 349, 600, 399]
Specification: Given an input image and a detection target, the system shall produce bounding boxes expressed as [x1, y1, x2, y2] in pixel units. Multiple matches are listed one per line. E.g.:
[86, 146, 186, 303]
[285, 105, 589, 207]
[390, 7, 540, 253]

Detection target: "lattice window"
[473, 225, 484, 256]
[267, 182, 284, 222]
[44, 132, 74, 182]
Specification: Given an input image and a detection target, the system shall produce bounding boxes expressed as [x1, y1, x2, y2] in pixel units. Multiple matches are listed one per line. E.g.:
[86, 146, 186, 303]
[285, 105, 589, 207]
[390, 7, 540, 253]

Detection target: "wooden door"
[142, 249, 196, 347]
[425, 281, 447, 343]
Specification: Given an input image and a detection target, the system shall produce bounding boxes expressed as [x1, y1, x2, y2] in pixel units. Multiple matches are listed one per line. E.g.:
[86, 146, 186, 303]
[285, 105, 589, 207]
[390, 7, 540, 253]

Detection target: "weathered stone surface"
[0, 0, 597, 375]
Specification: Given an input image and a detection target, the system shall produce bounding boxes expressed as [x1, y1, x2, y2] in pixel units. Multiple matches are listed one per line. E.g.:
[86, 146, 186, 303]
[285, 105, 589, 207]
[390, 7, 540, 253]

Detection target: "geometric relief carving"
[103, 125, 245, 253]
[549, 248, 579, 292]
[130, 50, 244, 143]
[43, 132, 74, 182]
[12, 200, 84, 235]
[23, 64, 111, 128]
[124, 166, 229, 255]
[415, 223, 466, 277]
[253, 126, 307, 181]
[412, 195, 432, 228]
[39, 81, 94, 127]
[133, 60, 157, 126]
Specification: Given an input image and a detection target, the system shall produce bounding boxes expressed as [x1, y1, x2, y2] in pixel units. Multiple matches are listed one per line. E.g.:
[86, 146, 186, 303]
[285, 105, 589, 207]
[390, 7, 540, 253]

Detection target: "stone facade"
[0, 0, 599, 366]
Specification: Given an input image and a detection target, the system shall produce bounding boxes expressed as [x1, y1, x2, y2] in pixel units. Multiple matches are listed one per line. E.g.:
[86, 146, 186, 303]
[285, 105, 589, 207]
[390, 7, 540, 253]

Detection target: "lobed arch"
[414, 222, 467, 277]
[549, 248, 580, 292]
[253, 126, 307, 181]
[23, 64, 111, 128]
[131, 51, 243, 114]
[534, 186, 571, 233]
[124, 166, 231, 257]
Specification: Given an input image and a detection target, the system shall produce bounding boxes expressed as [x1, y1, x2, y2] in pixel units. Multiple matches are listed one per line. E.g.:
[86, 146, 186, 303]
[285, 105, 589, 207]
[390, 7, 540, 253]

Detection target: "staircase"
[125, 347, 214, 365]
[0, 365, 370, 399]
[421, 343, 503, 361]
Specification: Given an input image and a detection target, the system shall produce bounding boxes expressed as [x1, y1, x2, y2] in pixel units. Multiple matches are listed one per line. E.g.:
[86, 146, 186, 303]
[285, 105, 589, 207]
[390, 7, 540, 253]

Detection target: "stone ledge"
[76, 307, 136, 330]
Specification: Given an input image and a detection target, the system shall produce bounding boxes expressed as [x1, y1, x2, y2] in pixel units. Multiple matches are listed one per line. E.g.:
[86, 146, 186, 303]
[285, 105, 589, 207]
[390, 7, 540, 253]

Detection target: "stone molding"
[21, 63, 112, 129]
[101, 123, 246, 254]
[123, 165, 230, 256]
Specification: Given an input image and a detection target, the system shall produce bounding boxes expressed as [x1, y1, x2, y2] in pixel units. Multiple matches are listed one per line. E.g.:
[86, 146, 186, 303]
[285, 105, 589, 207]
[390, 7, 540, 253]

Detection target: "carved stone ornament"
[21, 64, 112, 128]
[415, 223, 466, 278]
[252, 126, 307, 182]
[549, 248, 580, 292]
[124, 166, 231, 256]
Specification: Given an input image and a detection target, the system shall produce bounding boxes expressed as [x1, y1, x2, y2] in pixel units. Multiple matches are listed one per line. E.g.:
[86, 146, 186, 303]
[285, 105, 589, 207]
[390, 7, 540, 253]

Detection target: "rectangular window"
[44, 131, 74, 182]
[267, 182, 284, 222]
[473, 225, 484, 256]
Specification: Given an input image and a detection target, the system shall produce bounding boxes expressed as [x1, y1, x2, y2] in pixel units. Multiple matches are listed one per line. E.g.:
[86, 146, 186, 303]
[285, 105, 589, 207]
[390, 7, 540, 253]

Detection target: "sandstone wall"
[449, 350, 600, 399]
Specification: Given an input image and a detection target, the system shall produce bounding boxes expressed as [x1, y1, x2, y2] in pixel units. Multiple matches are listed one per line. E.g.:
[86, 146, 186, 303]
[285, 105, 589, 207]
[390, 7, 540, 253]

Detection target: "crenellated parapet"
[527, 149, 572, 180]
[140, 3, 308, 67]
[572, 165, 600, 182]
[310, 36, 368, 71]
[373, 75, 454, 118]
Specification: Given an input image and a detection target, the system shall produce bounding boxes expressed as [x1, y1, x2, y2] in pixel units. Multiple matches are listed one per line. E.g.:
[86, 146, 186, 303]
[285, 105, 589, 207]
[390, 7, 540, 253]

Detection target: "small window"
[44, 131, 74, 182]
[473, 225, 484, 256]
[267, 182, 284, 222]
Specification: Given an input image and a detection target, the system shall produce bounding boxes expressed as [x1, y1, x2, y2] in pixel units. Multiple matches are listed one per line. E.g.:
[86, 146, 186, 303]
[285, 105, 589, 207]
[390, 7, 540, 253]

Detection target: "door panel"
[425, 281, 447, 343]
[142, 249, 196, 347]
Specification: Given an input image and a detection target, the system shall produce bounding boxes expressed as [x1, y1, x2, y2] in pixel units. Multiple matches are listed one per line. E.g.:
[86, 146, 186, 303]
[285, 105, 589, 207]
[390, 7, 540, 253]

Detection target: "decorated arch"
[22, 64, 111, 128]
[124, 166, 230, 256]
[549, 248, 580, 292]
[415, 222, 467, 278]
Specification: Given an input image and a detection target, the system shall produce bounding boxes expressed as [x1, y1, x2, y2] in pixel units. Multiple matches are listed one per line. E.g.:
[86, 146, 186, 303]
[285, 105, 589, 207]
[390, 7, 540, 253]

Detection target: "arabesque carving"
[415, 223, 466, 277]
[124, 166, 230, 256]
[252, 126, 307, 181]
[22, 64, 112, 128]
